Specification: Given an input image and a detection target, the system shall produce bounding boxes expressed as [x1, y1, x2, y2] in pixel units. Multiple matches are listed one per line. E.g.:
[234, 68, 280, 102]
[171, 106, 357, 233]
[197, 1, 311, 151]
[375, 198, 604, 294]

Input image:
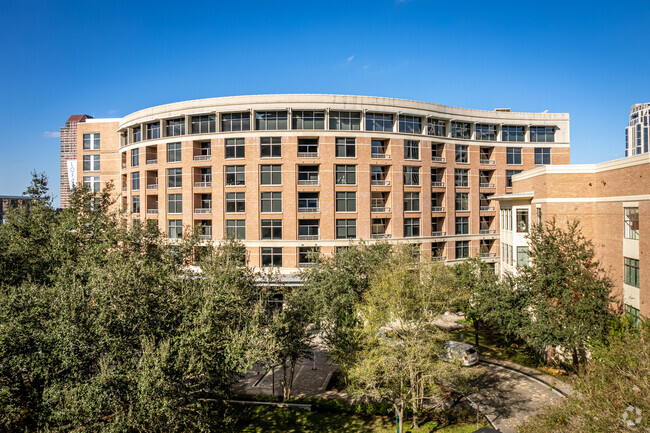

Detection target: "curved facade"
[69, 94, 571, 271]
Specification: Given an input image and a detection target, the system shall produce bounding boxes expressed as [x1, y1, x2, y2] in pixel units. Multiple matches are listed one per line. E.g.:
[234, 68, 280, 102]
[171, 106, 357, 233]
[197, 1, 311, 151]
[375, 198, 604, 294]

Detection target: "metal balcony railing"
[479, 229, 496, 234]
[122, 164, 127, 169]
[298, 207, 319, 213]
[480, 206, 495, 211]
[297, 234, 319, 240]
[480, 252, 497, 258]
[480, 159, 496, 165]
[122, 187, 127, 192]
[480, 183, 495, 188]
[431, 156, 445, 162]
[371, 207, 390, 213]
[431, 256, 446, 261]
[146, 159, 157, 165]
[371, 233, 391, 239]
[146, 209, 158, 215]
[198, 234, 212, 241]
[194, 208, 212, 214]
[298, 262, 318, 268]
[371, 179, 390, 186]
[194, 182, 212, 188]
[431, 206, 445, 212]
[431, 181, 445, 187]
[431, 231, 446, 237]
[371, 153, 391, 159]
[147, 184, 158, 190]
[298, 179, 319, 186]
[297, 152, 319, 158]
[193, 155, 211, 161]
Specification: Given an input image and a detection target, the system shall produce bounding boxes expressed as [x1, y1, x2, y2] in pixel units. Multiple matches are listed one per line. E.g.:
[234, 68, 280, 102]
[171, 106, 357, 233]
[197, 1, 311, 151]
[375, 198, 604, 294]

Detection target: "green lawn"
[234, 405, 485, 433]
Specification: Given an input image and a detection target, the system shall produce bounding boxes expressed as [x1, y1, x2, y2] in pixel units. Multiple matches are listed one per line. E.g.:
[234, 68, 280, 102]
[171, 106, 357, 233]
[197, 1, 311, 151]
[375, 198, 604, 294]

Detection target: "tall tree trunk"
[394, 403, 404, 433]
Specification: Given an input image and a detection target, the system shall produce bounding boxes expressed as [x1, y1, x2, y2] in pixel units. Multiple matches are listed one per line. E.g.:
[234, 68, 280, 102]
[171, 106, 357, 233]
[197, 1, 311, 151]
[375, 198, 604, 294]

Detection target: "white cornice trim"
[513, 153, 650, 181]
[532, 194, 650, 204]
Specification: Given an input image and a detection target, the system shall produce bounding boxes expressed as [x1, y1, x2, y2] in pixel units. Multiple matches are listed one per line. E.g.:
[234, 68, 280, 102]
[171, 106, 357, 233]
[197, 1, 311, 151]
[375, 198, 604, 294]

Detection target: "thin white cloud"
[346, 55, 354, 62]
[42, 131, 60, 138]
[108, 109, 119, 115]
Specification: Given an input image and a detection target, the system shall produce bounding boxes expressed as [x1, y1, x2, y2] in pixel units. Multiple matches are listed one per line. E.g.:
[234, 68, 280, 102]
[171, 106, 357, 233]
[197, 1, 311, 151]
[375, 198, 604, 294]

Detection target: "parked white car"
[442, 341, 479, 366]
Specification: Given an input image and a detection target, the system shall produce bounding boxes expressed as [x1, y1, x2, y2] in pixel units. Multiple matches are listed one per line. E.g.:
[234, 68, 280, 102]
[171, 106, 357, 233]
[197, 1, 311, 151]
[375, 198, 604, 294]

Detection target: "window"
[624, 258, 640, 288]
[191, 115, 216, 134]
[404, 140, 419, 160]
[336, 219, 356, 239]
[516, 209, 529, 233]
[225, 138, 245, 159]
[131, 172, 140, 190]
[132, 196, 140, 214]
[427, 118, 447, 137]
[625, 208, 639, 240]
[146, 122, 160, 140]
[456, 241, 469, 259]
[366, 113, 393, 132]
[167, 168, 182, 188]
[502, 126, 524, 142]
[455, 168, 469, 187]
[404, 218, 420, 237]
[298, 192, 319, 211]
[534, 148, 551, 165]
[530, 126, 554, 143]
[371, 139, 388, 156]
[168, 220, 182, 239]
[455, 144, 468, 163]
[226, 220, 246, 241]
[83, 154, 100, 171]
[198, 141, 211, 157]
[506, 147, 522, 165]
[261, 137, 281, 158]
[299, 247, 320, 265]
[260, 165, 282, 185]
[292, 110, 325, 129]
[456, 216, 469, 235]
[132, 149, 139, 167]
[455, 192, 469, 211]
[83, 133, 100, 150]
[259, 219, 282, 240]
[537, 207, 542, 226]
[475, 124, 496, 141]
[83, 176, 100, 192]
[517, 246, 529, 267]
[506, 170, 522, 188]
[298, 219, 319, 239]
[403, 166, 420, 186]
[166, 118, 185, 137]
[226, 192, 245, 213]
[298, 166, 319, 184]
[261, 192, 282, 213]
[399, 115, 421, 133]
[167, 142, 181, 162]
[221, 112, 250, 132]
[626, 305, 641, 328]
[451, 122, 470, 139]
[168, 194, 182, 214]
[335, 165, 356, 185]
[261, 247, 282, 267]
[372, 218, 388, 236]
[225, 166, 245, 186]
[329, 111, 361, 130]
[298, 138, 318, 156]
[132, 127, 141, 143]
[336, 192, 356, 212]
[335, 137, 356, 158]
[404, 192, 420, 212]
[255, 111, 287, 130]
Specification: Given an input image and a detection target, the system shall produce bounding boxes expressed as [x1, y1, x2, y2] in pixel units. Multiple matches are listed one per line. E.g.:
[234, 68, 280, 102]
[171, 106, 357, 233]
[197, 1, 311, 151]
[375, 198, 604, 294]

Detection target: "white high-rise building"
[626, 103, 650, 157]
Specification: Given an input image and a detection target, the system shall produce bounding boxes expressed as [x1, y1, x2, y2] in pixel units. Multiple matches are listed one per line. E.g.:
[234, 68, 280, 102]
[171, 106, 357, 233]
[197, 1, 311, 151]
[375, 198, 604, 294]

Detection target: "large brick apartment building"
[60, 94, 570, 271]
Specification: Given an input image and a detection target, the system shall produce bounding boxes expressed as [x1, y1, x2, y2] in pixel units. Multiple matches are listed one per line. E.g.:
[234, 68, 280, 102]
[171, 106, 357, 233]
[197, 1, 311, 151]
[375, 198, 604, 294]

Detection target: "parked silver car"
[442, 341, 479, 366]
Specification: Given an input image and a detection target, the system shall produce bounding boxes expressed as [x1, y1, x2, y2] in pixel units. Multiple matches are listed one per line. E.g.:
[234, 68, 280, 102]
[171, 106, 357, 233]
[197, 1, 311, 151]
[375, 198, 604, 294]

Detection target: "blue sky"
[1, 0, 649, 207]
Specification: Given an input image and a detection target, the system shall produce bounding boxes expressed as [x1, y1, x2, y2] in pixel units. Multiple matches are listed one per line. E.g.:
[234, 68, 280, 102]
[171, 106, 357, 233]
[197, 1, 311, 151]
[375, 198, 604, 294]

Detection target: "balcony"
[147, 209, 158, 215]
[371, 179, 390, 186]
[479, 229, 496, 235]
[122, 187, 127, 192]
[480, 252, 497, 258]
[371, 233, 391, 239]
[371, 153, 391, 159]
[146, 159, 157, 165]
[431, 157, 445, 163]
[122, 163, 127, 169]
[194, 208, 212, 214]
[371, 207, 390, 213]
[198, 234, 212, 241]
[147, 184, 158, 190]
[431, 206, 445, 212]
[298, 207, 319, 213]
[480, 206, 495, 212]
[194, 181, 212, 188]
[298, 234, 319, 240]
[480, 159, 496, 165]
[479, 183, 495, 188]
[431, 231, 446, 237]
[297, 152, 318, 158]
[431, 181, 445, 187]
[193, 155, 211, 161]
[431, 256, 446, 261]
[298, 179, 319, 186]
[298, 262, 318, 268]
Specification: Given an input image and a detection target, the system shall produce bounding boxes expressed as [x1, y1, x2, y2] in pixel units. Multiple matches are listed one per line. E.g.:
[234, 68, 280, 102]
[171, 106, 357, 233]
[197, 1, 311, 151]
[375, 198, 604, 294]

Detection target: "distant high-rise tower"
[625, 103, 650, 157]
[60, 114, 92, 208]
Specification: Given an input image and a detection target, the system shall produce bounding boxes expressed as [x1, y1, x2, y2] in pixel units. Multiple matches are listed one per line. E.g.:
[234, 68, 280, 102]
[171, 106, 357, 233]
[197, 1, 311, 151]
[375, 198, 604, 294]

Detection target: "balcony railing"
[298, 179, 319, 186]
[431, 181, 445, 187]
[298, 234, 319, 240]
[480, 206, 495, 212]
[198, 234, 212, 241]
[479, 229, 496, 234]
[122, 163, 127, 169]
[146, 209, 158, 215]
[431, 156, 445, 163]
[479, 182, 495, 188]
[298, 207, 319, 213]
[297, 152, 319, 158]
[122, 187, 127, 192]
[431, 206, 445, 212]
[147, 184, 158, 190]
[431, 231, 446, 237]
[193, 155, 211, 161]
[371, 233, 391, 239]
[480, 252, 497, 258]
[298, 262, 318, 268]
[146, 159, 157, 165]
[371, 206, 390, 213]
[431, 256, 446, 261]
[371, 153, 391, 159]
[371, 179, 390, 186]
[480, 159, 496, 165]
[194, 181, 212, 188]
[194, 208, 212, 214]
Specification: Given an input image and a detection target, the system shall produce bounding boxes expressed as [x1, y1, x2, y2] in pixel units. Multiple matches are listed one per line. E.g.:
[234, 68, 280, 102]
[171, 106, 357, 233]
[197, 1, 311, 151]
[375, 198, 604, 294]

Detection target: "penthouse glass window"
[83, 176, 100, 193]
[624, 258, 640, 288]
[261, 219, 283, 240]
[451, 122, 470, 139]
[83, 154, 100, 171]
[226, 192, 245, 213]
[456, 216, 469, 235]
[221, 112, 250, 132]
[455, 192, 469, 211]
[455, 144, 468, 163]
[507, 147, 522, 165]
[530, 126, 554, 143]
[191, 115, 216, 134]
[455, 168, 469, 187]
[261, 247, 282, 267]
[404, 192, 420, 212]
[335, 137, 356, 158]
[404, 140, 419, 160]
[506, 170, 522, 187]
[427, 118, 447, 137]
[146, 122, 160, 140]
[403, 166, 420, 186]
[502, 126, 524, 142]
[83, 133, 100, 150]
[335, 165, 356, 185]
[336, 219, 356, 239]
[261, 137, 281, 158]
[131, 172, 140, 190]
[298, 138, 319, 156]
[366, 113, 393, 132]
[225, 138, 245, 159]
[261, 192, 282, 213]
[336, 192, 356, 212]
[456, 241, 469, 259]
[292, 111, 325, 129]
[225, 166, 245, 186]
[255, 111, 287, 130]
[168, 220, 182, 239]
[475, 124, 497, 141]
[625, 208, 639, 240]
[167, 168, 182, 188]
[260, 165, 282, 185]
[167, 142, 181, 162]
[399, 115, 421, 134]
[226, 220, 246, 240]
[168, 193, 182, 214]
[534, 148, 551, 165]
[166, 118, 185, 137]
[132, 127, 141, 143]
[132, 149, 139, 167]
[329, 111, 361, 130]
[404, 218, 420, 237]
